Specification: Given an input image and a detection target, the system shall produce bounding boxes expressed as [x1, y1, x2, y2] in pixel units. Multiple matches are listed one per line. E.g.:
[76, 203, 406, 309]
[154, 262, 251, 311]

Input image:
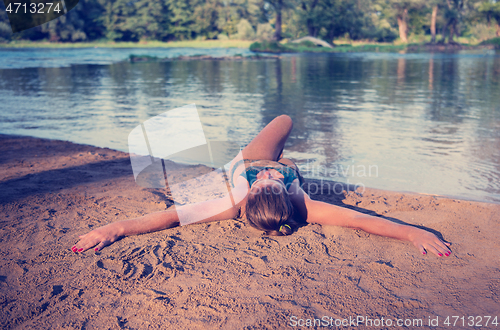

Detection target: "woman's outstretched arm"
[289, 182, 451, 257]
[72, 193, 242, 253]
[73, 208, 181, 253]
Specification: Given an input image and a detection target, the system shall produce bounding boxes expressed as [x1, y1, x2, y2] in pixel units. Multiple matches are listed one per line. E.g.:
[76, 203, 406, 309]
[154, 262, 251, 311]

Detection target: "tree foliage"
[103, 0, 171, 41]
[478, 0, 500, 37]
[0, 0, 496, 44]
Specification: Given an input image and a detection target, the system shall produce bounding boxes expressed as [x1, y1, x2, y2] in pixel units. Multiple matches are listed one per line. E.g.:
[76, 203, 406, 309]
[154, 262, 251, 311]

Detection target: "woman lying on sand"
[73, 115, 451, 257]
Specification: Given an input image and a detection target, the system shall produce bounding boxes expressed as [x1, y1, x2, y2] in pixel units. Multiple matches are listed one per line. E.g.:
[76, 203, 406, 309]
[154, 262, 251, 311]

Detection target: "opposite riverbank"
[0, 39, 254, 49]
[2, 37, 500, 53]
[250, 38, 500, 53]
[0, 134, 499, 329]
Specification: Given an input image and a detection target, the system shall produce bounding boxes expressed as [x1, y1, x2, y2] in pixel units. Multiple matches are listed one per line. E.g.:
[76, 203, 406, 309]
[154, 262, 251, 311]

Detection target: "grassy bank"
[250, 38, 499, 54]
[249, 40, 408, 53]
[0, 39, 254, 48]
[2, 37, 498, 52]
[480, 37, 500, 47]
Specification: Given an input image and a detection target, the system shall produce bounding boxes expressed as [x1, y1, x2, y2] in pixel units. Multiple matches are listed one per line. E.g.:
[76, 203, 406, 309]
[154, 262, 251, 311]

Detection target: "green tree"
[42, 0, 106, 41]
[297, 0, 323, 37]
[296, 0, 374, 42]
[324, 0, 373, 41]
[0, 1, 13, 41]
[236, 18, 256, 39]
[439, 0, 460, 43]
[165, 0, 195, 40]
[103, 0, 171, 41]
[0, 0, 106, 42]
[429, 1, 439, 42]
[270, 0, 283, 40]
[478, 0, 500, 37]
[192, 0, 221, 39]
[368, 1, 399, 41]
[216, 0, 263, 39]
[381, 0, 426, 43]
[263, 0, 295, 40]
[437, 0, 481, 44]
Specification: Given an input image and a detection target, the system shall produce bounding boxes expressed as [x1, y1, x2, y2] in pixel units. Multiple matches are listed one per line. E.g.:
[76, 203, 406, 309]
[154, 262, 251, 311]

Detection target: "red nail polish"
[422, 251, 426, 255]
[78, 248, 83, 252]
[438, 253, 443, 257]
[94, 247, 99, 252]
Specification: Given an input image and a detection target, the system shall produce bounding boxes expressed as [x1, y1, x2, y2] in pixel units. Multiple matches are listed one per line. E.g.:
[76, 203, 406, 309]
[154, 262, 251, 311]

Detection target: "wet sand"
[0, 134, 499, 329]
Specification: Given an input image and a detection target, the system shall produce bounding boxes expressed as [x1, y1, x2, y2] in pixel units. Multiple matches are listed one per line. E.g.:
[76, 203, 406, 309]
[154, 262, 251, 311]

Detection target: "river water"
[0, 47, 499, 203]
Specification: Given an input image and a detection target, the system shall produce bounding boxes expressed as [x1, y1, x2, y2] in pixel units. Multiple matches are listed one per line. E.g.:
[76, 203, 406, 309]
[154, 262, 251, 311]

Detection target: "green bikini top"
[240, 165, 299, 188]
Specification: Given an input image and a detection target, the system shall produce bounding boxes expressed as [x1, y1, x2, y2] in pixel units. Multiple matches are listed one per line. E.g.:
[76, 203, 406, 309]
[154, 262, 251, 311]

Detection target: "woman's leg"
[241, 115, 293, 161]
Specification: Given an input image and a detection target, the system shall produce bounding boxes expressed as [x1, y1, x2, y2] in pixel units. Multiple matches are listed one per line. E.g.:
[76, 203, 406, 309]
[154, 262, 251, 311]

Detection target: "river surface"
[0, 47, 499, 203]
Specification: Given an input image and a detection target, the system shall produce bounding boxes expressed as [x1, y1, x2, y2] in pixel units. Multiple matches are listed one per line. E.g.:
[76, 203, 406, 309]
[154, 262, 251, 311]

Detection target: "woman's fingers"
[435, 238, 452, 256]
[420, 241, 451, 257]
[71, 225, 119, 253]
[72, 232, 100, 253]
[72, 240, 94, 253]
[424, 244, 441, 257]
[413, 231, 452, 257]
[94, 241, 108, 252]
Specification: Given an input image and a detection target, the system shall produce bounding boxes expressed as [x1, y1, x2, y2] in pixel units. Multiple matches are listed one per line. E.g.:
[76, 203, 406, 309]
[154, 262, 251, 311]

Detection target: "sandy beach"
[0, 134, 499, 329]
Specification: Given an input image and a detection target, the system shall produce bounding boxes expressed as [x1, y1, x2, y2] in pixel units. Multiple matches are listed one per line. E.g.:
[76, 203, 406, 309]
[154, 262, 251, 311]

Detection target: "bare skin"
[73, 115, 451, 257]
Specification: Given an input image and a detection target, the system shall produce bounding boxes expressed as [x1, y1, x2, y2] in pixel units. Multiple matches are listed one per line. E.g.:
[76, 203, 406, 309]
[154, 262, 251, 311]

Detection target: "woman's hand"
[408, 227, 451, 257]
[71, 222, 123, 253]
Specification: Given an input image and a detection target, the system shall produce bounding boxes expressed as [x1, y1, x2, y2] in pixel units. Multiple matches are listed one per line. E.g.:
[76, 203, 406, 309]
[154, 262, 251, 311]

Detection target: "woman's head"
[245, 180, 294, 236]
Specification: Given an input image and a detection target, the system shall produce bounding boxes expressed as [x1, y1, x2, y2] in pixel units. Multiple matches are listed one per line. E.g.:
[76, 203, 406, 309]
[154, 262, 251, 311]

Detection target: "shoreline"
[2, 38, 498, 54]
[128, 54, 281, 63]
[249, 39, 498, 54]
[1, 134, 499, 328]
[2, 133, 498, 206]
[0, 40, 254, 49]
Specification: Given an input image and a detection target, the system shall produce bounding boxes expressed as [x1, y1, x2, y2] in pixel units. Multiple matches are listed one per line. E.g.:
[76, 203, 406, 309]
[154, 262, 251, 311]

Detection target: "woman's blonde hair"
[244, 183, 294, 236]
